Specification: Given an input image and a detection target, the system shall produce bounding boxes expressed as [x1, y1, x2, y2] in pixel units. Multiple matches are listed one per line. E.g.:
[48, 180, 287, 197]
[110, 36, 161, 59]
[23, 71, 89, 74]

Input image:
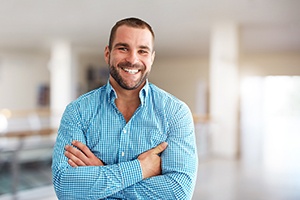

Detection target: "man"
[52, 17, 198, 199]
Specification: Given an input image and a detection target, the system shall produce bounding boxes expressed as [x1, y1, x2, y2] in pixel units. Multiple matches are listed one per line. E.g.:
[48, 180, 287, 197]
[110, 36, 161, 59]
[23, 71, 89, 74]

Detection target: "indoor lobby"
[1, 1, 300, 200]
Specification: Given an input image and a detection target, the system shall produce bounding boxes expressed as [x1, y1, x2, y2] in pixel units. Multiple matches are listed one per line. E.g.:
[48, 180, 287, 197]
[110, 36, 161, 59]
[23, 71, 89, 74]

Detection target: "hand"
[64, 140, 104, 167]
[138, 142, 168, 179]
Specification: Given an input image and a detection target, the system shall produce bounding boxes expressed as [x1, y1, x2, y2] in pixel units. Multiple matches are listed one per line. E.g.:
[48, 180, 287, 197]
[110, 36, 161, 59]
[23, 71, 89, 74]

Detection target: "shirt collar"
[139, 79, 149, 106]
[106, 80, 117, 104]
[106, 79, 149, 106]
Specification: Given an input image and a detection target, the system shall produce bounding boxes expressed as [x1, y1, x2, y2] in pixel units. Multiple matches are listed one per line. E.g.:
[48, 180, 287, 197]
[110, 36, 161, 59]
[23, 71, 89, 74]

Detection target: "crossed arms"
[52, 103, 198, 199]
[65, 140, 168, 179]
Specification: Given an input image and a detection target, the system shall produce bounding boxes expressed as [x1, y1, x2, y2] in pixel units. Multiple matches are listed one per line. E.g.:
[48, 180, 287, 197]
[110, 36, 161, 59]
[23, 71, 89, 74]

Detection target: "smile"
[122, 68, 140, 74]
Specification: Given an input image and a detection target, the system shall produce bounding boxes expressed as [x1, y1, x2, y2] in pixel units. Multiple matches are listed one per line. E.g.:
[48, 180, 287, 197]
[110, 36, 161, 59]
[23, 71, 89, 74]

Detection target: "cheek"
[107, 57, 117, 67]
[109, 53, 124, 66]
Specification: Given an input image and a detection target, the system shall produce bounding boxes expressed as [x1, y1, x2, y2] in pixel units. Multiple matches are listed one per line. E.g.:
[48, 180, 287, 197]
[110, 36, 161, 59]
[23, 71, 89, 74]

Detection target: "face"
[105, 25, 155, 90]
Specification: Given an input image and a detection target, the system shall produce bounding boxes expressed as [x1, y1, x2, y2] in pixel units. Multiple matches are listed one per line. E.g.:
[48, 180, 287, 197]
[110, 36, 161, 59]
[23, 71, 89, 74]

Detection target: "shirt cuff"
[118, 159, 143, 188]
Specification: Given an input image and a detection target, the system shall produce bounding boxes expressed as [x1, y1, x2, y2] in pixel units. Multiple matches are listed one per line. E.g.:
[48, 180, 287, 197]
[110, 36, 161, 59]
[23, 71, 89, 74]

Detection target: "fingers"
[64, 140, 105, 167]
[151, 142, 168, 155]
[64, 144, 87, 166]
[67, 158, 78, 167]
[71, 140, 94, 158]
[138, 142, 167, 179]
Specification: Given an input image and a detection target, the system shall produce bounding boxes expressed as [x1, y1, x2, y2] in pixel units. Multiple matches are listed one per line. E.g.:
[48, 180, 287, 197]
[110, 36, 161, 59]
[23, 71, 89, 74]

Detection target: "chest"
[116, 100, 140, 123]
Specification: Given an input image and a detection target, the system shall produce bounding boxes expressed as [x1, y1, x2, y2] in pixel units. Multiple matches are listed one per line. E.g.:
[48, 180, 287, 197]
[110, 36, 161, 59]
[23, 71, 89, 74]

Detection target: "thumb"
[152, 142, 168, 155]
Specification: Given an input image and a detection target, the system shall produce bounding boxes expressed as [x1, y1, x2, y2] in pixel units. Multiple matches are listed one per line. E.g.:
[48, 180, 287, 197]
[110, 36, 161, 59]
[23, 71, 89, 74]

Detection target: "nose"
[125, 51, 139, 65]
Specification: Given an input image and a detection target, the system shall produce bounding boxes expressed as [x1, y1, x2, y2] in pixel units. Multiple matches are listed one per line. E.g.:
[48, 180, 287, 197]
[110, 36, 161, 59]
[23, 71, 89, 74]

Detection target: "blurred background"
[0, 0, 300, 199]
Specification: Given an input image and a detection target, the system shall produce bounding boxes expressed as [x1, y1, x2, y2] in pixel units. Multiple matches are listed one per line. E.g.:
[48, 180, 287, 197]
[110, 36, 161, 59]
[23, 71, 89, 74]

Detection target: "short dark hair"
[108, 17, 155, 50]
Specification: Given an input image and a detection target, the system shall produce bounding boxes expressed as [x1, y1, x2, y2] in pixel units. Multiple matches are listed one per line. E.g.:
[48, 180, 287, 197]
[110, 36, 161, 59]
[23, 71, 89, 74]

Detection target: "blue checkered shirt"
[52, 80, 198, 199]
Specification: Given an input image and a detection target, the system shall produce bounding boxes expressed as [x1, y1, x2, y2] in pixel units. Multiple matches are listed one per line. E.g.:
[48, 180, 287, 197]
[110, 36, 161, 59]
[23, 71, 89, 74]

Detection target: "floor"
[0, 160, 54, 200]
[1, 157, 299, 200]
[192, 158, 300, 200]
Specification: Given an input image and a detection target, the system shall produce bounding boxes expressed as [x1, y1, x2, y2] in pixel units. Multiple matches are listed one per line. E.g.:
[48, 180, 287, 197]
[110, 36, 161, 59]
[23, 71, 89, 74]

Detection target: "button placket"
[119, 127, 129, 161]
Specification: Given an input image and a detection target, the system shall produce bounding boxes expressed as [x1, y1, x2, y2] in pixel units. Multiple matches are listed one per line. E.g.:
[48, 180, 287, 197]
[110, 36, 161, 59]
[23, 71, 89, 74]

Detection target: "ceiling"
[0, 0, 300, 57]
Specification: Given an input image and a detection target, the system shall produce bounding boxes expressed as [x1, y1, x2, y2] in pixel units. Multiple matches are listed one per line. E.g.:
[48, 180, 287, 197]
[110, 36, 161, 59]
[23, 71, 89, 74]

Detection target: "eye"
[118, 47, 128, 52]
[138, 49, 149, 55]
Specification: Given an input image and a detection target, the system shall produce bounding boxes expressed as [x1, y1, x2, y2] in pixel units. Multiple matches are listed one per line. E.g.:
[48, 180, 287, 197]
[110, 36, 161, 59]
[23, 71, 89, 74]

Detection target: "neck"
[109, 77, 144, 122]
[116, 89, 140, 106]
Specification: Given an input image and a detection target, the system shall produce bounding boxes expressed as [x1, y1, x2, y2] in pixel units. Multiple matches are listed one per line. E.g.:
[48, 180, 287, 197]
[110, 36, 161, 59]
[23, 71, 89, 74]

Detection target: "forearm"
[52, 159, 143, 199]
[123, 137, 198, 199]
[123, 171, 197, 199]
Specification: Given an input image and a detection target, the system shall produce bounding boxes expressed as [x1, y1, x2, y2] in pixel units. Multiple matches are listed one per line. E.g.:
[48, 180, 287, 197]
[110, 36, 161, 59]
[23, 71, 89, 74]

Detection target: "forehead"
[113, 25, 154, 49]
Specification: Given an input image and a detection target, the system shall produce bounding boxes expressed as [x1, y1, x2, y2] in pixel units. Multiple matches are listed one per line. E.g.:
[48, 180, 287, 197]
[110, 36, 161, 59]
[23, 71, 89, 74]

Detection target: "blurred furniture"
[0, 109, 57, 199]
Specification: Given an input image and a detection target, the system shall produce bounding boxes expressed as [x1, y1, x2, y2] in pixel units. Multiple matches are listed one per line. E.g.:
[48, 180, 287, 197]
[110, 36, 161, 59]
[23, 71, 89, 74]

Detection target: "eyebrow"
[139, 45, 152, 52]
[114, 43, 129, 48]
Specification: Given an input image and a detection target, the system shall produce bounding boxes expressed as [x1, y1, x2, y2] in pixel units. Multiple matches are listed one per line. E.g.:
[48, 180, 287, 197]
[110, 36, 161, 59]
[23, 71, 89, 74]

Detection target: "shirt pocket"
[149, 130, 168, 148]
[135, 129, 168, 156]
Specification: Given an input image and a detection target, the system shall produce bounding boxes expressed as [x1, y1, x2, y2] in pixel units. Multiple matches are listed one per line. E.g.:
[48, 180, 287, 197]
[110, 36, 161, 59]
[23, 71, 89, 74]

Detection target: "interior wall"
[0, 50, 50, 110]
[77, 52, 107, 95]
[240, 52, 300, 78]
[149, 56, 209, 113]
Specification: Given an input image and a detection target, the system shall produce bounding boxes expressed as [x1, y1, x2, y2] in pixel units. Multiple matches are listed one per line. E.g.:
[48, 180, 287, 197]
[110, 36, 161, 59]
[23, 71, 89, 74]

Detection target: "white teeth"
[123, 68, 139, 74]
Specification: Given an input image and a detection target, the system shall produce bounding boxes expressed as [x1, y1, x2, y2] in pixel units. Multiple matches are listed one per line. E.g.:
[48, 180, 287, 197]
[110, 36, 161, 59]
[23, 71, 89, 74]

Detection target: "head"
[108, 17, 155, 51]
[105, 17, 155, 91]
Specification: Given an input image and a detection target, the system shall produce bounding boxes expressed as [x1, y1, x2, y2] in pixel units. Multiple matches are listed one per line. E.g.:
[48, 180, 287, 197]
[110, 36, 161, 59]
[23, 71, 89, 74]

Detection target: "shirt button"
[121, 152, 125, 156]
[123, 130, 127, 134]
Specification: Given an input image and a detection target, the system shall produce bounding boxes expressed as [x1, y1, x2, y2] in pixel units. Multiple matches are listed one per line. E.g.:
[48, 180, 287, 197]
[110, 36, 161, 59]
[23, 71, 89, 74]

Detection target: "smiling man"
[52, 17, 198, 199]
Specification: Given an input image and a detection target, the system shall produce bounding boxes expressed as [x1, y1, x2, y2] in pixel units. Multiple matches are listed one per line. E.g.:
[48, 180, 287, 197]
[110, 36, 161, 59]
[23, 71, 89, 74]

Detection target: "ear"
[104, 46, 110, 64]
[151, 50, 155, 64]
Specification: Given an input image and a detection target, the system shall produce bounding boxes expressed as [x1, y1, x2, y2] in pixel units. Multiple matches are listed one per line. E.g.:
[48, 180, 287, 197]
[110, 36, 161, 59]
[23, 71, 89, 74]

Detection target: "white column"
[48, 41, 77, 128]
[209, 22, 239, 158]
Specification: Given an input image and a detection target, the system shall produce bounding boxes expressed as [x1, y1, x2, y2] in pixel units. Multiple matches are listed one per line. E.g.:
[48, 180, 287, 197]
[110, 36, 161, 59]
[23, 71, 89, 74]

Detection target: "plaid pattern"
[52, 80, 198, 199]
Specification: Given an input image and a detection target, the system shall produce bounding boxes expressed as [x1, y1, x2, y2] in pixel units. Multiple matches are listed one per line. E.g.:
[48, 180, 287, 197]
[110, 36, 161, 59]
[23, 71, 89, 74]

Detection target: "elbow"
[52, 165, 68, 199]
[166, 172, 197, 200]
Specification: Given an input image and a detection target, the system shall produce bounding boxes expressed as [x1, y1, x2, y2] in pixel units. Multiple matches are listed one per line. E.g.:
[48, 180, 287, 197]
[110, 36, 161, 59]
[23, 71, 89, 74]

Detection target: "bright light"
[0, 114, 8, 133]
[240, 76, 300, 175]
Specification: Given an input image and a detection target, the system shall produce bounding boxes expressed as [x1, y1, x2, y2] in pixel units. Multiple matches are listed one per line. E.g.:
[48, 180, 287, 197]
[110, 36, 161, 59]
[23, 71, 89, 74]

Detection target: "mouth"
[122, 68, 140, 75]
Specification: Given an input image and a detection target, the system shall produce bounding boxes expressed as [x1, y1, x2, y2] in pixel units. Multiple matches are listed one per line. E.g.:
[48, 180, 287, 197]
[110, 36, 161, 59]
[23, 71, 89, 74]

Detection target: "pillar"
[209, 22, 239, 158]
[48, 41, 77, 128]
